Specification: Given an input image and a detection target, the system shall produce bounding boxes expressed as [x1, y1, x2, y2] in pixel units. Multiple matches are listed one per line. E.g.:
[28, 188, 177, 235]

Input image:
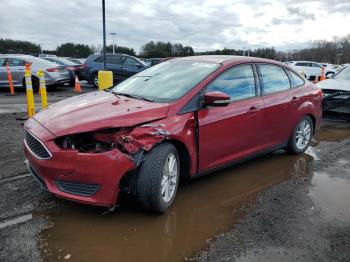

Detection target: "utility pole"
[110, 32, 117, 54]
[102, 0, 106, 70]
[337, 53, 343, 65]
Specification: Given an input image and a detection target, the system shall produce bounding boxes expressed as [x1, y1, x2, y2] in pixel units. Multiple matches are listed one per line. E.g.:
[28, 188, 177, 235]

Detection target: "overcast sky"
[0, 0, 349, 53]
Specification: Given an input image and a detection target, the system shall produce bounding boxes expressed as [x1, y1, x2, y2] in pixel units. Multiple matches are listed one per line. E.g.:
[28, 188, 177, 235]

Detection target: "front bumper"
[24, 119, 135, 207]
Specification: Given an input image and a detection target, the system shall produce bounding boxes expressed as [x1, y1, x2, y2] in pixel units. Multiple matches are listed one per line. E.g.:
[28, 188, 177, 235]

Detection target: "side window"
[123, 57, 138, 66]
[206, 64, 256, 101]
[288, 70, 305, 87]
[106, 55, 122, 65]
[94, 56, 104, 63]
[295, 62, 306, 66]
[312, 63, 322, 68]
[7, 58, 25, 66]
[0, 58, 5, 66]
[259, 64, 290, 94]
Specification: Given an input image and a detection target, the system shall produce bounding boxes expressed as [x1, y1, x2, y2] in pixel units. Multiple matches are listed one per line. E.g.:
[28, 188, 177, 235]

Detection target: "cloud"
[0, 0, 349, 54]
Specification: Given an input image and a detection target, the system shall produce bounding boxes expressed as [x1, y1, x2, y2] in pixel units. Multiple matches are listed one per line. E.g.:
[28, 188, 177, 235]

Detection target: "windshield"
[112, 61, 220, 103]
[334, 66, 350, 81]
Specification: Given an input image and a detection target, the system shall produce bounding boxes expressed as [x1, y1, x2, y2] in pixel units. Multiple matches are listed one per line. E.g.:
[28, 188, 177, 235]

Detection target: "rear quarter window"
[288, 70, 305, 87]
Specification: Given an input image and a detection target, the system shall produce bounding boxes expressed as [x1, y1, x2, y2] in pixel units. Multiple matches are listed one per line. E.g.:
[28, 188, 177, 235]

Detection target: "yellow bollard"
[98, 70, 113, 90]
[37, 69, 48, 109]
[25, 64, 36, 117]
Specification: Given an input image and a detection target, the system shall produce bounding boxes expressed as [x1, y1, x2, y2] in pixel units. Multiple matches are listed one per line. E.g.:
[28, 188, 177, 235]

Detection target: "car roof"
[0, 54, 35, 58]
[291, 61, 320, 63]
[169, 55, 282, 65]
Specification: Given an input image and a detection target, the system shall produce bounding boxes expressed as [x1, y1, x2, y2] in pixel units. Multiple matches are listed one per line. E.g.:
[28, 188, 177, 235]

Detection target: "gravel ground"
[0, 112, 27, 180]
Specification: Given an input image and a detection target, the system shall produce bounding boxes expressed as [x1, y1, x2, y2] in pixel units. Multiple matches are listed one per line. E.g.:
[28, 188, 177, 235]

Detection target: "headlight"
[55, 128, 131, 153]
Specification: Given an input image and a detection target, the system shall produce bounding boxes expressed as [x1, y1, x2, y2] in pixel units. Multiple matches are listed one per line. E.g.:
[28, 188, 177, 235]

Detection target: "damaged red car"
[24, 56, 322, 213]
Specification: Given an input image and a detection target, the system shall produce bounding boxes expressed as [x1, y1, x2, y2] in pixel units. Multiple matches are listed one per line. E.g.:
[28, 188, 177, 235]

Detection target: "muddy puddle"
[38, 123, 350, 262]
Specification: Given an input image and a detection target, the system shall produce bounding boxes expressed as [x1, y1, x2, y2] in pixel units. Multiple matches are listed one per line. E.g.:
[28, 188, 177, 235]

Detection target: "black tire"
[135, 143, 180, 213]
[92, 73, 98, 88]
[287, 116, 313, 154]
[23, 76, 39, 92]
[326, 72, 334, 79]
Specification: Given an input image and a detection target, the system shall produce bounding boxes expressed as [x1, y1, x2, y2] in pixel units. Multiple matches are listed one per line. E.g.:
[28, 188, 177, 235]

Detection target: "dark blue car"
[84, 53, 148, 87]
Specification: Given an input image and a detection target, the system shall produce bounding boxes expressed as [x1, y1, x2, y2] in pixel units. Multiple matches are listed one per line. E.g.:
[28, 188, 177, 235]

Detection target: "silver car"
[0, 54, 70, 90]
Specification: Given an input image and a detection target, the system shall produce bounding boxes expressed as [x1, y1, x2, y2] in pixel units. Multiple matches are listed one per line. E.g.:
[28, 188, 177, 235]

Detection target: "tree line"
[1, 35, 350, 63]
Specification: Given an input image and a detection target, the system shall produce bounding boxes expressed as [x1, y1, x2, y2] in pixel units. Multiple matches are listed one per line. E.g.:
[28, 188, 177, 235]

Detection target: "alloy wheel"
[161, 153, 178, 203]
[295, 119, 312, 150]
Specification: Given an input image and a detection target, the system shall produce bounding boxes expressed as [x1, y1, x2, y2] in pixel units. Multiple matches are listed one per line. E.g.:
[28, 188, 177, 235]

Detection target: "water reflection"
[39, 151, 315, 262]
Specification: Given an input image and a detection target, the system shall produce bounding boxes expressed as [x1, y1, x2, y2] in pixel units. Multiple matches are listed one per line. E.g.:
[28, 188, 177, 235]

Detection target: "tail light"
[66, 66, 75, 70]
[46, 68, 59, 72]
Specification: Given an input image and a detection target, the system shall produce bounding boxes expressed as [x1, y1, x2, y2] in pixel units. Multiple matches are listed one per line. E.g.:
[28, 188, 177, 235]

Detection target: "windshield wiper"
[112, 91, 153, 102]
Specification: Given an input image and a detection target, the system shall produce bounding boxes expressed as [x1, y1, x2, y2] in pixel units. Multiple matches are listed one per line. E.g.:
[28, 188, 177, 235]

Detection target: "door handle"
[122, 67, 127, 71]
[247, 106, 258, 114]
[291, 96, 299, 103]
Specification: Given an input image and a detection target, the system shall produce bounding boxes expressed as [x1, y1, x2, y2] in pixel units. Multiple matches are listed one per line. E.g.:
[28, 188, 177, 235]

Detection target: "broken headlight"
[54, 128, 131, 153]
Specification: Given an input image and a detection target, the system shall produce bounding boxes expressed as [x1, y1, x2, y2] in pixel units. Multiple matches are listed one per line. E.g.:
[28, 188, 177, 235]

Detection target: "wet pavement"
[0, 89, 349, 261]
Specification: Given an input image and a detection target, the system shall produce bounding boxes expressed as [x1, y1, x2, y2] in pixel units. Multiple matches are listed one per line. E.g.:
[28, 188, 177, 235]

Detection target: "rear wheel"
[23, 76, 39, 92]
[135, 143, 180, 213]
[287, 116, 313, 154]
[326, 72, 334, 79]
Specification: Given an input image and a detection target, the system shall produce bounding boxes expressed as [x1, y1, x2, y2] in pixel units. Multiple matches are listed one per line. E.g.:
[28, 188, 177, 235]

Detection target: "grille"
[24, 129, 52, 159]
[55, 180, 101, 197]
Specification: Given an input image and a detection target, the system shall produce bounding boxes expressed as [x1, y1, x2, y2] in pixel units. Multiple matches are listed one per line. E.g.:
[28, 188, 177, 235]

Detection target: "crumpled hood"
[316, 79, 350, 92]
[33, 91, 169, 137]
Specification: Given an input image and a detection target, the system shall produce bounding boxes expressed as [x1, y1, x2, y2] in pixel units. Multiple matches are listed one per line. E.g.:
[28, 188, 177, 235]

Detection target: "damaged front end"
[322, 89, 350, 120]
[54, 124, 168, 164]
[24, 119, 171, 207]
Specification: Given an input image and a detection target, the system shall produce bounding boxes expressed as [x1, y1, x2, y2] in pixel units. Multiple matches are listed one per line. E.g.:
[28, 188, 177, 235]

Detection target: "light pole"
[110, 32, 117, 54]
[337, 53, 343, 65]
[102, 0, 106, 70]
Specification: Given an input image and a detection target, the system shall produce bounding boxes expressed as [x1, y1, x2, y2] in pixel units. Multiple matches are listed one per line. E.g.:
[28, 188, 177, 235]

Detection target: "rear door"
[198, 64, 264, 171]
[5, 58, 26, 86]
[257, 64, 294, 149]
[311, 62, 322, 77]
[105, 55, 123, 81]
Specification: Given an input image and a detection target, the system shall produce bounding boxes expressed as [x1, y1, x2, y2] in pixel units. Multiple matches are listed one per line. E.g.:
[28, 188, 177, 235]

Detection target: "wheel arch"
[165, 139, 191, 183]
[306, 113, 316, 135]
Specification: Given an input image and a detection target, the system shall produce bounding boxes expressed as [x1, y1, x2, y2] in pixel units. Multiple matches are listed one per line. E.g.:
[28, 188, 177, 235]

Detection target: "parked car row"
[0, 54, 71, 90]
[83, 53, 148, 87]
[286, 61, 338, 80]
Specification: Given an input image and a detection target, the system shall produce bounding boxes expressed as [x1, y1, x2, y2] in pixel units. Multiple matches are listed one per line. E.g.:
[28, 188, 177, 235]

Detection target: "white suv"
[288, 61, 333, 80]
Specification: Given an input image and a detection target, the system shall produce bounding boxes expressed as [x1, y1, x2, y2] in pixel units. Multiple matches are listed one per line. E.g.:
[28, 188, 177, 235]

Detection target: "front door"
[121, 56, 144, 78]
[198, 64, 264, 172]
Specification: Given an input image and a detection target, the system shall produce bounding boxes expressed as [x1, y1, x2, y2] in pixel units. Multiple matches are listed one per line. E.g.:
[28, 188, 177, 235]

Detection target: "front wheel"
[135, 143, 180, 213]
[287, 116, 313, 154]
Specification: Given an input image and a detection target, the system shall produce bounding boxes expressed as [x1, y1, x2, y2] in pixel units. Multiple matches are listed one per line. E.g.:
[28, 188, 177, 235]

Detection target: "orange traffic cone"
[6, 63, 15, 95]
[320, 67, 326, 81]
[74, 75, 82, 93]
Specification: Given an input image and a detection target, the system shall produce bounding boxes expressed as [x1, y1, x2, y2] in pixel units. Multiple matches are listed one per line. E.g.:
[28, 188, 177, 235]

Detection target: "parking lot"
[0, 85, 349, 261]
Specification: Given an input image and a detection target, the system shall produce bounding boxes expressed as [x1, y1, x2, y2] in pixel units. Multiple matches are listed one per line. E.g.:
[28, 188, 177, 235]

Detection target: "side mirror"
[136, 63, 143, 68]
[204, 91, 230, 107]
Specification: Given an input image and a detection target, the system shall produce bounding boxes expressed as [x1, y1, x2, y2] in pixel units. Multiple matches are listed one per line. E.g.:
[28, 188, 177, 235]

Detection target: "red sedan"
[24, 56, 322, 213]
